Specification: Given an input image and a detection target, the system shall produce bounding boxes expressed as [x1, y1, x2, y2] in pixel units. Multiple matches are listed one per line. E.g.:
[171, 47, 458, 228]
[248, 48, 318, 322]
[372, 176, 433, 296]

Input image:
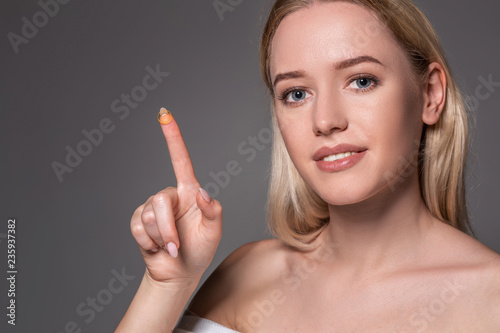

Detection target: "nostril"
[313, 120, 345, 136]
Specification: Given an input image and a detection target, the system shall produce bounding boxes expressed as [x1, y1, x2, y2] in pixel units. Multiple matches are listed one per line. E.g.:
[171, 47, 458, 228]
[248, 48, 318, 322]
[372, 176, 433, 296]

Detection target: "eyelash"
[277, 86, 309, 107]
[276, 74, 380, 107]
[348, 74, 379, 93]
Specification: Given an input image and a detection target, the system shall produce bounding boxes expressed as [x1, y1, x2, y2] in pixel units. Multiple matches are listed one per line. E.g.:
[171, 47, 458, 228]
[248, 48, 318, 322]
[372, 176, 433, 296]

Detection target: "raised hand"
[130, 108, 223, 284]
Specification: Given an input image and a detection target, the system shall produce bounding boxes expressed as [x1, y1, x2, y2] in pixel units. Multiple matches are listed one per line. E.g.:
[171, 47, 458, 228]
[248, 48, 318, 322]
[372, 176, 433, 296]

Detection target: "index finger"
[158, 108, 198, 186]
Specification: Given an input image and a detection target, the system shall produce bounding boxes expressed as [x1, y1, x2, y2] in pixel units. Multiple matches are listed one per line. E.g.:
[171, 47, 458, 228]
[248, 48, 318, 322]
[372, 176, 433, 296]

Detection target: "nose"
[312, 91, 348, 136]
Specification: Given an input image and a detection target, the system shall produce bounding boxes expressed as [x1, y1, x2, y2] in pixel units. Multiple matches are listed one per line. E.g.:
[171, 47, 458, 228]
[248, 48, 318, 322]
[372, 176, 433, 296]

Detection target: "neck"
[315, 173, 437, 274]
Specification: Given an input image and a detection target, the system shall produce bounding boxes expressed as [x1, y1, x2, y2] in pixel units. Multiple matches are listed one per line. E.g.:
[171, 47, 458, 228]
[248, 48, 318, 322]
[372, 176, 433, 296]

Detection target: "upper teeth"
[322, 152, 357, 162]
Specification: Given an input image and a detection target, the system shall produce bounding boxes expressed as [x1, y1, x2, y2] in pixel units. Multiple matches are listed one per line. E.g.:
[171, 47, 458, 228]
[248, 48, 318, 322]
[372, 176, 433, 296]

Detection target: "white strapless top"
[173, 310, 241, 333]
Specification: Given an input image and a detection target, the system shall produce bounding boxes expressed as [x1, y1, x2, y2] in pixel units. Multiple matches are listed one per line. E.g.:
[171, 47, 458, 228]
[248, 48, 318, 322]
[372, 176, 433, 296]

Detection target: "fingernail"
[167, 242, 178, 258]
[199, 188, 212, 203]
[150, 247, 159, 253]
[157, 107, 173, 125]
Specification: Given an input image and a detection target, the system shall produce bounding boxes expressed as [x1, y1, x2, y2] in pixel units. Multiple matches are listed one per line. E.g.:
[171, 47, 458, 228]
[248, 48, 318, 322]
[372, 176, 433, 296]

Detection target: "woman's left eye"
[348, 76, 378, 91]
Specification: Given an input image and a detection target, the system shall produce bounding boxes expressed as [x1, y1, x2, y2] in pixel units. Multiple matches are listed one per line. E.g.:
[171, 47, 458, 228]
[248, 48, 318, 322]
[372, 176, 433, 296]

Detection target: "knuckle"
[141, 210, 156, 226]
[152, 192, 169, 205]
[212, 201, 223, 215]
[130, 223, 145, 238]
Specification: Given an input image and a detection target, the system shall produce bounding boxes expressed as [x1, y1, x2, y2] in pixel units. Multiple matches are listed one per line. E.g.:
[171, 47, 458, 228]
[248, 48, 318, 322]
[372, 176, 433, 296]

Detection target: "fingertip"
[162, 242, 178, 258]
[167, 242, 178, 258]
[199, 188, 212, 203]
[197, 190, 222, 222]
[157, 107, 173, 125]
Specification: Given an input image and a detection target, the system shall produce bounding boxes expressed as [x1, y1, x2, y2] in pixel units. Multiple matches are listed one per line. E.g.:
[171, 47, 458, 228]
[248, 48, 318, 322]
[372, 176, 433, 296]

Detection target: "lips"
[313, 144, 367, 161]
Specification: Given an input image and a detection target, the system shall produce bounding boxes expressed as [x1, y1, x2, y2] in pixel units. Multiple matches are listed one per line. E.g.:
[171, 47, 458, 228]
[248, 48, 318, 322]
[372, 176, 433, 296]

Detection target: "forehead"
[270, 2, 405, 77]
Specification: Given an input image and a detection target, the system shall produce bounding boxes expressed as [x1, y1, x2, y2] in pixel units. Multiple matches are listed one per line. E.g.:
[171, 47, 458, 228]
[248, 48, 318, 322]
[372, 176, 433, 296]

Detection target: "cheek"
[362, 82, 424, 189]
[395, 87, 423, 147]
[363, 83, 423, 151]
[278, 116, 305, 154]
[277, 112, 313, 167]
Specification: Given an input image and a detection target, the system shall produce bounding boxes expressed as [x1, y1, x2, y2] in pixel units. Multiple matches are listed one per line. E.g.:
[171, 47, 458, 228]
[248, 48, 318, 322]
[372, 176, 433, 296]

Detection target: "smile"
[322, 152, 358, 162]
[316, 151, 366, 172]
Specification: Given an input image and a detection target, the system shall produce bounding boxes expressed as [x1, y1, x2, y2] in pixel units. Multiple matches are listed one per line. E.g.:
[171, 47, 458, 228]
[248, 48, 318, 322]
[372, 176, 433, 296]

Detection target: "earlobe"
[422, 62, 447, 126]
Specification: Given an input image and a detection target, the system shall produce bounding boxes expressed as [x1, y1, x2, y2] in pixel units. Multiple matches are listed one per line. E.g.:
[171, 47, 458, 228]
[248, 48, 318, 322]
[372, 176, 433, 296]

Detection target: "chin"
[312, 183, 375, 207]
[321, 195, 369, 207]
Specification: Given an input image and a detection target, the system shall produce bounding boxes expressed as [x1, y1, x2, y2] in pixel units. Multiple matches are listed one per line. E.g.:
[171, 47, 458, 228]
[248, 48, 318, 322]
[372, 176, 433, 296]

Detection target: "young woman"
[117, 0, 500, 331]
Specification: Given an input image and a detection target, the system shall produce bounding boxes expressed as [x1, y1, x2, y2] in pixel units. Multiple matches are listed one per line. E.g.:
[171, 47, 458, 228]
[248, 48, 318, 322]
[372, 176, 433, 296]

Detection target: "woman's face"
[270, 1, 425, 205]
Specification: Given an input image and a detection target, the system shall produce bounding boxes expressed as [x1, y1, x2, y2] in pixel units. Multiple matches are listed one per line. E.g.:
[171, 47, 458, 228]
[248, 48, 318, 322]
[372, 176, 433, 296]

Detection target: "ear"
[421, 62, 447, 126]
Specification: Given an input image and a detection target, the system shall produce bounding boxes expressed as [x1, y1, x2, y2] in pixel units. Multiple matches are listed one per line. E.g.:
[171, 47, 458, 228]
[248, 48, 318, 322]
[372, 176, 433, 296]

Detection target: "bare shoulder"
[428, 220, 500, 282]
[469, 245, 500, 330]
[467, 253, 500, 330]
[427, 221, 500, 329]
[427, 220, 500, 264]
[185, 238, 293, 328]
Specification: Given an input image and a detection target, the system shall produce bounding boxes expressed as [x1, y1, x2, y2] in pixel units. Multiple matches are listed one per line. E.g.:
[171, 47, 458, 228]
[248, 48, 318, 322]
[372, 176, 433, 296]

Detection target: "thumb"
[196, 188, 222, 223]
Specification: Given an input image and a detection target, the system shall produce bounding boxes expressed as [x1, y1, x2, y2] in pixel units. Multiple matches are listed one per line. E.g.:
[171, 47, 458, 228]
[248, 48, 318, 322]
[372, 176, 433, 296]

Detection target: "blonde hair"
[261, 0, 474, 249]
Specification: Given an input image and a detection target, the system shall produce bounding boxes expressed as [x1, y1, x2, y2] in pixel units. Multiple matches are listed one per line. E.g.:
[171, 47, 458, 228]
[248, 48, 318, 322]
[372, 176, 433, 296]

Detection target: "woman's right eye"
[278, 88, 310, 106]
[289, 90, 306, 102]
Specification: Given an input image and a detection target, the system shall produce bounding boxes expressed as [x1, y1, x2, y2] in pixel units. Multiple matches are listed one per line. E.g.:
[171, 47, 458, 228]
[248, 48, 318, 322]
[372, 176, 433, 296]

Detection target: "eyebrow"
[272, 55, 384, 89]
[335, 55, 383, 70]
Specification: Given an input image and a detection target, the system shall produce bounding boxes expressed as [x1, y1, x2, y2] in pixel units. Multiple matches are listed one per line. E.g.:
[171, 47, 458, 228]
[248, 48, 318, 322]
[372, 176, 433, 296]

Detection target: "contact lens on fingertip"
[157, 107, 173, 125]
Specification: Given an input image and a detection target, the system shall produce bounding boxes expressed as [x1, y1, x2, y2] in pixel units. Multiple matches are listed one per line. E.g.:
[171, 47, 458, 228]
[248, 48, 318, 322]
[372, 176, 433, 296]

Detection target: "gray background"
[1, 0, 499, 331]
